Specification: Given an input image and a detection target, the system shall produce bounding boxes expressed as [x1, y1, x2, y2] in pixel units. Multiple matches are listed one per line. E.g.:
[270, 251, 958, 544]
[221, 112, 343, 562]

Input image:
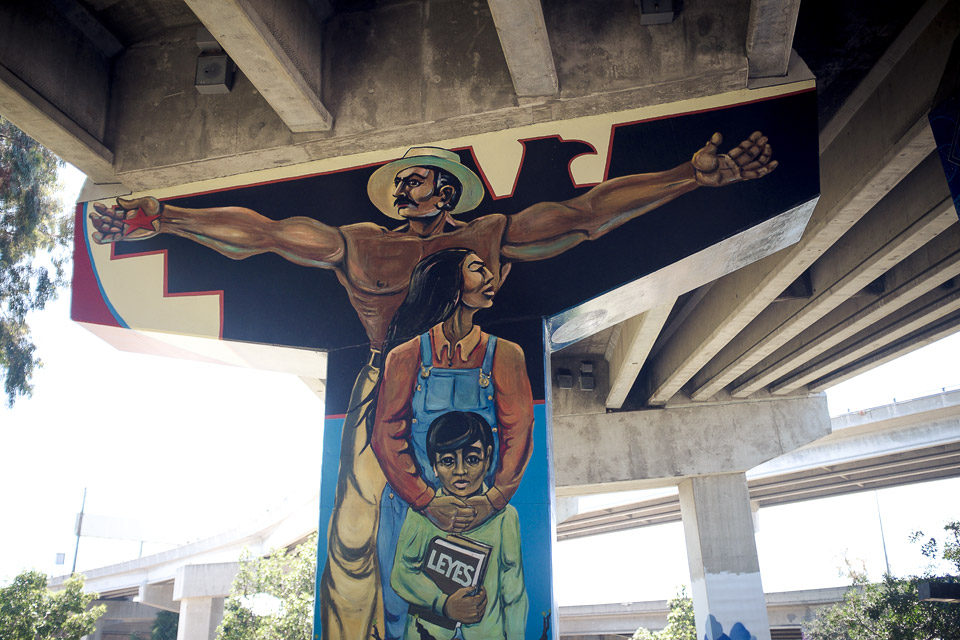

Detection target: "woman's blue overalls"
[377, 331, 500, 640]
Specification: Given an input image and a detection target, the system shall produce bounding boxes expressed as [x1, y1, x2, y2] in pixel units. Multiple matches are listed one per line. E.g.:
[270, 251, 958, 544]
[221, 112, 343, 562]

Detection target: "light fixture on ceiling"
[637, 0, 677, 25]
[195, 27, 235, 94]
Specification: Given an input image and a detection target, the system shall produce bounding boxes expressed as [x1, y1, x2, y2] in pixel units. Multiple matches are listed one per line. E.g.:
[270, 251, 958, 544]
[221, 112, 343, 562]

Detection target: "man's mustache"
[394, 195, 416, 208]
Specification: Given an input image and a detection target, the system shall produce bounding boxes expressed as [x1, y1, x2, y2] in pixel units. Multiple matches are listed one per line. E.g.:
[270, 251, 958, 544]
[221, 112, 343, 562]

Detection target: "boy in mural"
[391, 411, 527, 640]
[88, 133, 776, 640]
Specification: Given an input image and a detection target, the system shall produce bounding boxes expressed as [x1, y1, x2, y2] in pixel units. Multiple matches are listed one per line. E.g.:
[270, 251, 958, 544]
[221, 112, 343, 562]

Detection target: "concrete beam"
[559, 391, 960, 539]
[0, 65, 118, 184]
[693, 152, 956, 399]
[553, 394, 830, 495]
[766, 222, 960, 395]
[47, 0, 123, 59]
[138, 582, 178, 613]
[819, 0, 952, 153]
[183, 0, 332, 132]
[805, 300, 960, 393]
[642, 1, 960, 406]
[0, 1, 121, 184]
[604, 302, 674, 409]
[793, 282, 960, 390]
[105, 1, 757, 191]
[745, 0, 801, 78]
[487, 0, 559, 97]
[173, 562, 239, 600]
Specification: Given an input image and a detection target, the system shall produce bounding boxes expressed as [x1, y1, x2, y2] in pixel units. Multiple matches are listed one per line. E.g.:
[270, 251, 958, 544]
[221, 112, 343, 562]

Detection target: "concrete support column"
[679, 473, 771, 640]
[176, 597, 225, 640]
[173, 562, 238, 640]
[556, 496, 579, 524]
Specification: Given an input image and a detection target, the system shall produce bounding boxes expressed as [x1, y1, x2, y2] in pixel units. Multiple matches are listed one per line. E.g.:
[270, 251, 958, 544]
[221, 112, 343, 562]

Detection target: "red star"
[123, 207, 161, 235]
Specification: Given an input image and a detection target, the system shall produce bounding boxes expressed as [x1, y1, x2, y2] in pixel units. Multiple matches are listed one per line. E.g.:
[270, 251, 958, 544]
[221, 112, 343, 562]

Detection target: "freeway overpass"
[57, 390, 960, 640]
[9, 1, 960, 636]
[559, 387, 960, 539]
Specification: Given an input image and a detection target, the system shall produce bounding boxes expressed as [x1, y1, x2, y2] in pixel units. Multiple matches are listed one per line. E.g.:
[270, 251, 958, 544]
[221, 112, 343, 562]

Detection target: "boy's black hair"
[426, 411, 494, 463]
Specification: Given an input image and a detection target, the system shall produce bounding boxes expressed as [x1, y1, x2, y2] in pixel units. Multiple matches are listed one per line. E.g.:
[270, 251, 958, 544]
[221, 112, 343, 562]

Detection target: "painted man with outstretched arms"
[89, 132, 776, 640]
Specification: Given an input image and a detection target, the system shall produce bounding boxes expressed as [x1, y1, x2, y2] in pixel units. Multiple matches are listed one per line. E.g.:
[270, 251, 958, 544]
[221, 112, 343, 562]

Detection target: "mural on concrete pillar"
[73, 84, 819, 640]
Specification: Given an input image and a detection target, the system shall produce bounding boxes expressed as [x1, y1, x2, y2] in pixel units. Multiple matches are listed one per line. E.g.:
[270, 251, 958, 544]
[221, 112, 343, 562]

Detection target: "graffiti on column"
[704, 614, 756, 640]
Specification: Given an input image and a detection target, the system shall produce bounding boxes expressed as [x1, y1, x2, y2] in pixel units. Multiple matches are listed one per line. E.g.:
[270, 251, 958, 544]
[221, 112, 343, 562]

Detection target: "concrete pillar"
[679, 473, 771, 640]
[173, 562, 239, 640]
[139, 582, 179, 612]
[176, 597, 224, 640]
[556, 496, 579, 524]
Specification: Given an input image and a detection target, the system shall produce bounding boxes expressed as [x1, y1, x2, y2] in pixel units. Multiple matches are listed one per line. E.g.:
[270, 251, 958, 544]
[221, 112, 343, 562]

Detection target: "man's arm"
[487, 340, 534, 510]
[501, 132, 777, 261]
[89, 196, 345, 269]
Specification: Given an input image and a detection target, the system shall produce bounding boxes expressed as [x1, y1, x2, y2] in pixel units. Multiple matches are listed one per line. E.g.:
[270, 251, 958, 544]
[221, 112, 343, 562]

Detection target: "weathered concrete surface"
[173, 562, 235, 640]
[0, 0, 111, 141]
[0, 65, 118, 185]
[762, 217, 960, 397]
[139, 581, 178, 612]
[184, 0, 332, 131]
[680, 473, 771, 640]
[544, 0, 747, 100]
[806, 296, 960, 392]
[48, 0, 758, 191]
[0, 0, 119, 184]
[553, 394, 830, 495]
[699, 151, 957, 399]
[488, 0, 558, 97]
[605, 302, 675, 409]
[552, 356, 611, 419]
[87, 600, 160, 640]
[561, 389, 960, 539]
[177, 596, 224, 640]
[745, 0, 801, 77]
[644, 0, 960, 405]
[173, 562, 239, 600]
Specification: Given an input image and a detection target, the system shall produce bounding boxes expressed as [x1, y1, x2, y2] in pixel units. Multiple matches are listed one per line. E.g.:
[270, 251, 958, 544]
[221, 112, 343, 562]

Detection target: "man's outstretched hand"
[89, 196, 163, 244]
[692, 131, 777, 187]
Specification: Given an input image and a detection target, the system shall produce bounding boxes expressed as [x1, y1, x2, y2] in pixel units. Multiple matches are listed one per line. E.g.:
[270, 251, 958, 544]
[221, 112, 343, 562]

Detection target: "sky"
[1, 164, 959, 603]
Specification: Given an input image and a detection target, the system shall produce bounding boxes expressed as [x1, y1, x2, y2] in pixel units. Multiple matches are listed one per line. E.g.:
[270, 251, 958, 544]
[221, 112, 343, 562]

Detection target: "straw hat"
[367, 147, 485, 220]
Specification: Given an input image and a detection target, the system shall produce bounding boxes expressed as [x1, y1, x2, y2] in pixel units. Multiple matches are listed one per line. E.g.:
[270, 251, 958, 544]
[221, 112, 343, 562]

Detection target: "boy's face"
[433, 440, 492, 498]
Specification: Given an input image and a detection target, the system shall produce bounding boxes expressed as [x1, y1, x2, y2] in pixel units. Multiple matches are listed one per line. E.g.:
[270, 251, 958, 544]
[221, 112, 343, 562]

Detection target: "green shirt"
[391, 505, 528, 640]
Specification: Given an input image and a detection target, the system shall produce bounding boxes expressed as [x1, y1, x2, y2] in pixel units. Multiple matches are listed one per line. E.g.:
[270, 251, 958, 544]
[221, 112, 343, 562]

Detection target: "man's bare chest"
[341, 219, 505, 294]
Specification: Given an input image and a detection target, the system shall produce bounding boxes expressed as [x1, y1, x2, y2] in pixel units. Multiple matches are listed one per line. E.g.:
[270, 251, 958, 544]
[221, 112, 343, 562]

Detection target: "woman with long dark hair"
[370, 248, 533, 640]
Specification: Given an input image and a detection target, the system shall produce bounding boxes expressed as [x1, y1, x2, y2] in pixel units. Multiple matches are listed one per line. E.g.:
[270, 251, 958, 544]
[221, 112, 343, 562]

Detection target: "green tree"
[803, 519, 960, 640]
[217, 532, 317, 640]
[151, 610, 179, 640]
[0, 116, 70, 406]
[632, 586, 696, 640]
[0, 570, 105, 640]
